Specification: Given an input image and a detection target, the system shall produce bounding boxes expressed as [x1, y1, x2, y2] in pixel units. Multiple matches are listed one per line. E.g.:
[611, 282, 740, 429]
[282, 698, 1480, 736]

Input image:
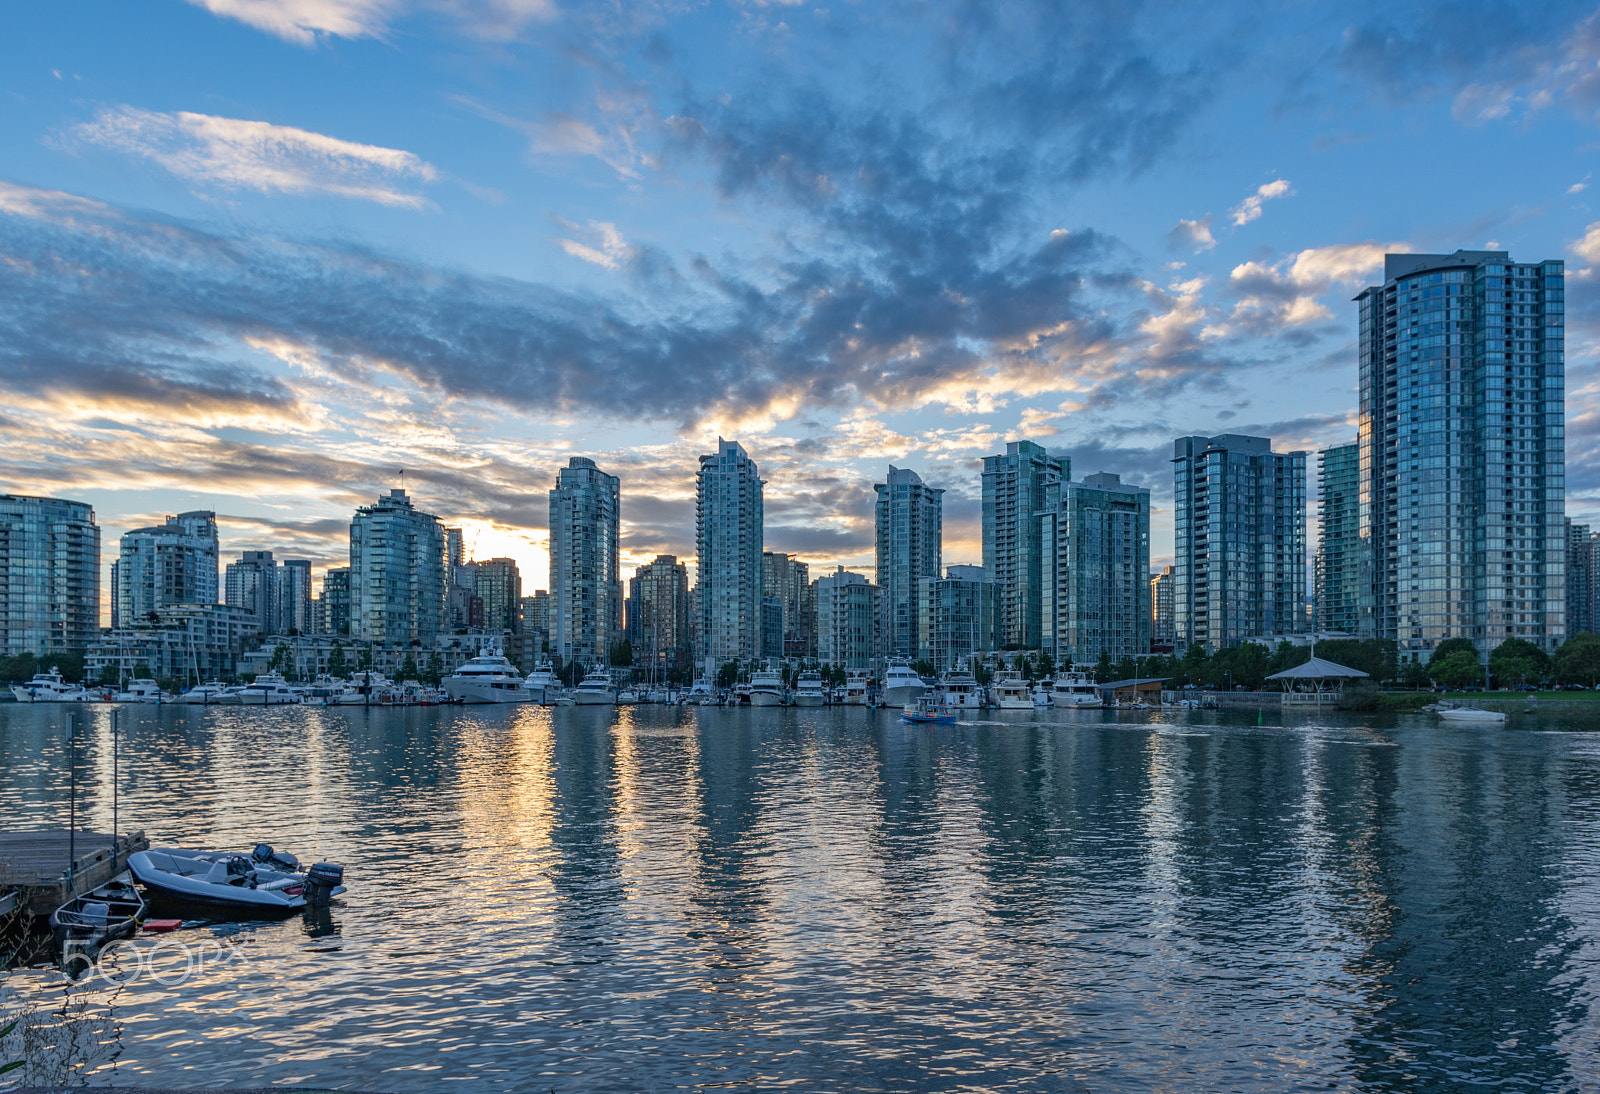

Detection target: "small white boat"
[130, 845, 344, 912]
[521, 659, 566, 704]
[683, 679, 717, 705]
[231, 672, 300, 705]
[444, 650, 532, 704]
[935, 671, 983, 709]
[1436, 705, 1507, 723]
[50, 872, 146, 957]
[840, 671, 873, 705]
[647, 686, 676, 704]
[989, 670, 1035, 710]
[175, 681, 240, 705]
[792, 671, 826, 707]
[114, 679, 168, 704]
[11, 668, 90, 703]
[902, 694, 956, 724]
[615, 687, 641, 705]
[881, 659, 927, 708]
[1050, 668, 1103, 709]
[572, 668, 616, 705]
[747, 662, 784, 707]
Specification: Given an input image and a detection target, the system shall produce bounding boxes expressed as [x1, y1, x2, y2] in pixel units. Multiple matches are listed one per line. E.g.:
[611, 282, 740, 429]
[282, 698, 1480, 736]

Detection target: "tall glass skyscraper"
[762, 551, 814, 659]
[349, 489, 446, 647]
[982, 440, 1067, 649]
[1172, 434, 1306, 651]
[1039, 472, 1151, 665]
[628, 555, 691, 673]
[1316, 442, 1360, 634]
[874, 466, 942, 659]
[0, 494, 100, 655]
[1356, 250, 1565, 658]
[224, 549, 279, 633]
[696, 438, 764, 670]
[117, 511, 218, 625]
[549, 457, 621, 667]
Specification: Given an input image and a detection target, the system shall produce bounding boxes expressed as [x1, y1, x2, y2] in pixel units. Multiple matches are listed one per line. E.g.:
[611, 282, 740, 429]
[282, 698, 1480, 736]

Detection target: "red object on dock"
[143, 918, 183, 933]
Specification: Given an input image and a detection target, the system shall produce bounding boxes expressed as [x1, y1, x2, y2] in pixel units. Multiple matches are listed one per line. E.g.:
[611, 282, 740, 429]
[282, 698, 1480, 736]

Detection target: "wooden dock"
[0, 829, 148, 916]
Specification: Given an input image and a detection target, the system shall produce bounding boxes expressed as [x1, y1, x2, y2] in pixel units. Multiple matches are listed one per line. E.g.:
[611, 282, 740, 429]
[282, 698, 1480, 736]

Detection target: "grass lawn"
[1439, 689, 1600, 701]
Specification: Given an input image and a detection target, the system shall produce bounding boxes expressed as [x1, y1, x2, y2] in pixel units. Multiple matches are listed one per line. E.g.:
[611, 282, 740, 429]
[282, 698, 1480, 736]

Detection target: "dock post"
[66, 713, 76, 885]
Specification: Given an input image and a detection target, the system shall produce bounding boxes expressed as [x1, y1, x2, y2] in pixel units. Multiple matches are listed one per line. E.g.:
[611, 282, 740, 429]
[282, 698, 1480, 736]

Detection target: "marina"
[0, 829, 149, 917]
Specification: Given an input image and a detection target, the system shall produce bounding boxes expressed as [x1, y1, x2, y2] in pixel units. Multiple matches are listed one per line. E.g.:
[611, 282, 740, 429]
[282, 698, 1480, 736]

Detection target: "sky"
[4, 0, 1600, 611]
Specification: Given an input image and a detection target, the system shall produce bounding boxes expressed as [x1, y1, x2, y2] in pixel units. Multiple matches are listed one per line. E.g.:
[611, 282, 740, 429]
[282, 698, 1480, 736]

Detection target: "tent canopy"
[1266, 655, 1368, 682]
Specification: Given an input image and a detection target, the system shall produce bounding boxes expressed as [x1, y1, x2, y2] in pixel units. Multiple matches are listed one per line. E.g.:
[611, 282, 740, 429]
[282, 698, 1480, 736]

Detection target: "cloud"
[1167, 216, 1215, 252]
[67, 106, 437, 207]
[555, 220, 634, 270]
[1224, 241, 1403, 334]
[1573, 221, 1600, 265]
[1230, 178, 1293, 226]
[184, 0, 398, 45]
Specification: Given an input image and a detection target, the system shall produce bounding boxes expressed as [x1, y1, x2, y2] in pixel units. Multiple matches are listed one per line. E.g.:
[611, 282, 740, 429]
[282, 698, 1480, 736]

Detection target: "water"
[3, 702, 1600, 1092]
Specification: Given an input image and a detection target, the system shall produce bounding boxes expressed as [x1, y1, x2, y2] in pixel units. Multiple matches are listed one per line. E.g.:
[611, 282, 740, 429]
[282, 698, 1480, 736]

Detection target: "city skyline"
[3, 4, 1599, 604]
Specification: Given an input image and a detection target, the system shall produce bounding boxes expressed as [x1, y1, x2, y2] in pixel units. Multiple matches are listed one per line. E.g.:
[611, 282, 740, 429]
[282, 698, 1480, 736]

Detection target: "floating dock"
[0, 829, 148, 916]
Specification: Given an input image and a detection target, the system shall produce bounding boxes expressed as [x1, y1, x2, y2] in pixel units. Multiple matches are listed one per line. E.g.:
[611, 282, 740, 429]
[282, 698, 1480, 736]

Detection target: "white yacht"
[232, 672, 300, 705]
[1051, 668, 1103, 709]
[792, 671, 825, 707]
[683, 679, 716, 705]
[572, 668, 616, 705]
[989, 670, 1034, 710]
[327, 671, 396, 706]
[935, 671, 983, 709]
[616, 686, 641, 704]
[748, 662, 785, 707]
[647, 685, 676, 704]
[114, 679, 168, 704]
[522, 659, 566, 705]
[880, 658, 926, 708]
[11, 668, 90, 703]
[175, 681, 239, 705]
[444, 651, 532, 704]
[840, 670, 873, 705]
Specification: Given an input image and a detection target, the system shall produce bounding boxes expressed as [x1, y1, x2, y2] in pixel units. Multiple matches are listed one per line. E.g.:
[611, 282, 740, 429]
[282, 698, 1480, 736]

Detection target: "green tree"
[1433, 649, 1483, 690]
[1268, 640, 1311, 676]
[424, 652, 444, 686]
[973, 661, 993, 685]
[911, 659, 937, 679]
[1180, 641, 1210, 686]
[1113, 655, 1138, 683]
[716, 660, 740, 688]
[1401, 654, 1431, 689]
[398, 653, 420, 682]
[1037, 650, 1056, 677]
[609, 639, 634, 667]
[268, 642, 292, 677]
[1489, 637, 1549, 689]
[1093, 648, 1114, 683]
[325, 645, 349, 679]
[1429, 638, 1479, 668]
[1555, 633, 1600, 688]
[358, 645, 374, 671]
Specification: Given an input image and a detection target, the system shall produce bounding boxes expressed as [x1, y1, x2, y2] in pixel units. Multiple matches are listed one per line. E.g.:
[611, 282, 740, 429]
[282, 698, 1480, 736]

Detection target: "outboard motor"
[304, 862, 344, 907]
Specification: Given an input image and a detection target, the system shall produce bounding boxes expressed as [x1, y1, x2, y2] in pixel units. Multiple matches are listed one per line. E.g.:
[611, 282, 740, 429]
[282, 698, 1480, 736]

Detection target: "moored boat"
[747, 662, 784, 707]
[130, 844, 344, 913]
[572, 668, 616, 705]
[50, 872, 146, 958]
[989, 670, 1034, 710]
[1436, 705, 1507, 723]
[792, 671, 826, 706]
[231, 672, 300, 705]
[902, 694, 956, 724]
[11, 668, 90, 703]
[175, 681, 240, 705]
[113, 679, 168, 704]
[444, 650, 532, 704]
[881, 658, 927, 708]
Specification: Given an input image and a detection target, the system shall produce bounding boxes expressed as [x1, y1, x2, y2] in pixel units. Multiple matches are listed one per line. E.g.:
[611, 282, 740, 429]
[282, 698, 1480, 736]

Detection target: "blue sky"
[3, 0, 1600, 602]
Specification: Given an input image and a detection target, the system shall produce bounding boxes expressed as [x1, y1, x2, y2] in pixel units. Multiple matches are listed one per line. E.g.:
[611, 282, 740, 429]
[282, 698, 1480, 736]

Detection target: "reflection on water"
[3, 703, 1599, 1091]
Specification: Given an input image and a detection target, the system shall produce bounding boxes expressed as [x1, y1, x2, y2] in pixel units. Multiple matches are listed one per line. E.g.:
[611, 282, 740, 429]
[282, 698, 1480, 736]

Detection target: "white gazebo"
[1267, 655, 1369, 706]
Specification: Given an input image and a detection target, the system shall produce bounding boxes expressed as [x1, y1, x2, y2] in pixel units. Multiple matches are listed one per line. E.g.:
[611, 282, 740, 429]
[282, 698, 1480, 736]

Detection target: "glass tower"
[982, 440, 1066, 649]
[696, 438, 764, 670]
[349, 489, 446, 647]
[117, 511, 218, 624]
[1172, 434, 1307, 651]
[874, 466, 943, 659]
[549, 457, 622, 667]
[1039, 472, 1151, 665]
[1316, 442, 1360, 634]
[1356, 251, 1565, 658]
[0, 494, 100, 655]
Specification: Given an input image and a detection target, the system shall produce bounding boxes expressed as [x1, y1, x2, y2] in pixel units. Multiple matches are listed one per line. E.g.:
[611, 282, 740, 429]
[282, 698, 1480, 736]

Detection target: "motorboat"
[647, 686, 676, 704]
[326, 671, 397, 706]
[902, 694, 956, 724]
[989, 670, 1035, 710]
[683, 679, 717, 705]
[231, 672, 300, 705]
[50, 872, 146, 957]
[935, 671, 983, 709]
[1051, 668, 1104, 709]
[113, 679, 168, 704]
[747, 662, 784, 707]
[130, 844, 344, 913]
[572, 668, 616, 705]
[444, 651, 533, 704]
[521, 659, 566, 704]
[175, 681, 240, 705]
[1436, 705, 1507, 723]
[881, 658, 927, 708]
[792, 671, 826, 706]
[11, 668, 90, 703]
[840, 671, 873, 705]
[616, 686, 641, 705]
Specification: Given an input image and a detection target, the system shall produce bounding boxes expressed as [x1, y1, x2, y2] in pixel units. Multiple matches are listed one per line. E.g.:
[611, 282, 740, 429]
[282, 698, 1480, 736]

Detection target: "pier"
[0, 829, 148, 917]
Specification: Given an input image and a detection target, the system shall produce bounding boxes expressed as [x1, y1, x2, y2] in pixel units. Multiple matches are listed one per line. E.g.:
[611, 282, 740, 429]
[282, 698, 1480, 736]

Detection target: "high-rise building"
[815, 567, 879, 672]
[875, 466, 943, 659]
[1357, 250, 1566, 657]
[225, 550, 279, 633]
[474, 558, 522, 633]
[917, 564, 1001, 671]
[278, 559, 313, 635]
[445, 526, 465, 569]
[445, 560, 479, 632]
[1568, 520, 1595, 637]
[1172, 434, 1307, 651]
[549, 457, 622, 666]
[1150, 566, 1175, 651]
[0, 494, 100, 655]
[1039, 472, 1150, 666]
[1315, 442, 1361, 634]
[319, 567, 351, 635]
[627, 555, 691, 674]
[349, 489, 446, 646]
[762, 551, 814, 659]
[521, 589, 551, 644]
[697, 438, 764, 670]
[117, 511, 218, 625]
[982, 440, 1067, 649]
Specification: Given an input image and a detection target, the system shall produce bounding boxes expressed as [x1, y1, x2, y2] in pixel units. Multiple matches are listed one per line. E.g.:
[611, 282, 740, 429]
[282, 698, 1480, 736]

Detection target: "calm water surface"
[2, 702, 1599, 1092]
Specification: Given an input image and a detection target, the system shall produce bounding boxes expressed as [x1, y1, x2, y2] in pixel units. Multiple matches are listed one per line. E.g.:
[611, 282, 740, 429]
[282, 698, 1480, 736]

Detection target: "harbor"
[0, 829, 148, 917]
